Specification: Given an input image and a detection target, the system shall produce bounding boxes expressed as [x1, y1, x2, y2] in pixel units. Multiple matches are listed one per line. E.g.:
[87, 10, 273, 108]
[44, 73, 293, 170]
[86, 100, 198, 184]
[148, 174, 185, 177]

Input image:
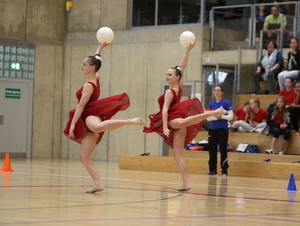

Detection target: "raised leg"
[169, 108, 226, 129]
[86, 116, 145, 133]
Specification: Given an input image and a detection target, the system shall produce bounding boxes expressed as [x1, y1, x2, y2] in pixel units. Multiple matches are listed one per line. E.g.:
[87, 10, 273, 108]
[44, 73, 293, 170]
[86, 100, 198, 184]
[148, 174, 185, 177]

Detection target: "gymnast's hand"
[69, 124, 75, 139]
[163, 127, 170, 137]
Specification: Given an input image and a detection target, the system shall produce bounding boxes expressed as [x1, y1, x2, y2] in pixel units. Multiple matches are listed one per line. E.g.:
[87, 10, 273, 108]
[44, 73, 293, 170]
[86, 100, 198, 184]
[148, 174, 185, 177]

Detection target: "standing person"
[64, 43, 145, 193]
[289, 80, 300, 132]
[238, 97, 268, 133]
[206, 85, 233, 177]
[255, 4, 269, 41]
[229, 101, 250, 132]
[266, 96, 291, 155]
[253, 40, 284, 94]
[143, 43, 227, 191]
[278, 37, 300, 90]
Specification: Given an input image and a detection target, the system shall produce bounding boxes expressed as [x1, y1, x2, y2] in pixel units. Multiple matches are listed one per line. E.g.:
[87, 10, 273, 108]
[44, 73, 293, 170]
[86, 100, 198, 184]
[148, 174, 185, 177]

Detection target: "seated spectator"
[289, 80, 300, 132]
[278, 77, 296, 107]
[253, 40, 284, 94]
[273, 1, 288, 15]
[278, 37, 300, 90]
[266, 96, 290, 155]
[238, 97, 267, 133]
[228, 101, 250, 132]
[256, 4, 269, 41]
[263, 5, 289, 46]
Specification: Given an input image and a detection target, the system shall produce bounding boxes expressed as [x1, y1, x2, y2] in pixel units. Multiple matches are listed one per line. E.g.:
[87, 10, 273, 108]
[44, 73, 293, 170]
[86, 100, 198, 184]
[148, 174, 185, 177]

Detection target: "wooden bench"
[119, 154, 300, 179]
[194, 131, 300, 155]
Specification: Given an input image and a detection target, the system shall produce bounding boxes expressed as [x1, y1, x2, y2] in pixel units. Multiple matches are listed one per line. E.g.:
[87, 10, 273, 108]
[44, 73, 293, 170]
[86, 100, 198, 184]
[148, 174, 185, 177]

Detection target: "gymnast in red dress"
[143, 42, 226, 191]
[64, 43, 145, 193]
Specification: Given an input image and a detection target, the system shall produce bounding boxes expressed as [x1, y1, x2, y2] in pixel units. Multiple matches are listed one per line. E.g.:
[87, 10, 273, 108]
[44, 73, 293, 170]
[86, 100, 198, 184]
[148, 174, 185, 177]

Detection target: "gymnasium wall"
[0, 0, 245, 160]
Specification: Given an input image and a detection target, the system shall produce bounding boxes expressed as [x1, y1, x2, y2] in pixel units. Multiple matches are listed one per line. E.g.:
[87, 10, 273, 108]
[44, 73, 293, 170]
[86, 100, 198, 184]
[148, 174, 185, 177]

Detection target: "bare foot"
[129, 117, 145, 125]
[84, 185, 104, 193]
[175, 185, 191, 192]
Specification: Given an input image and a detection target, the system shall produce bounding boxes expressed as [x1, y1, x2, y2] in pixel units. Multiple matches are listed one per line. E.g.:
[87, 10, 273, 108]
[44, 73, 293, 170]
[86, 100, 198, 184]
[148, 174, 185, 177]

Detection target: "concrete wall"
[0, 0, 66, 159]
[63, 26, 210, 160]
[0, 0, 267, 161]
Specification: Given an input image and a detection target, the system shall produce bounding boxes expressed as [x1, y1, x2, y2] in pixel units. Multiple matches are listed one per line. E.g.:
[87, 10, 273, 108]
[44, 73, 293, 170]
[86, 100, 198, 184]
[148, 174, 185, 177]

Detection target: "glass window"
[4, 70, 9, 77]
[29, 48, 35, 55]
[23, 71, 28, 79]
[0, 41, 35, 79]
[132, 0, 156, 27]
[158, 0, 201, 25]
[4, 46, 10, 53]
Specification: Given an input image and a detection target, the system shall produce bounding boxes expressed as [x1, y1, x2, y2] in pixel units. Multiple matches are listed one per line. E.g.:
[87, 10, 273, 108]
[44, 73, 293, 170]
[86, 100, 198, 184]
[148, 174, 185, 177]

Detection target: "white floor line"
[13, 171, 287, 192]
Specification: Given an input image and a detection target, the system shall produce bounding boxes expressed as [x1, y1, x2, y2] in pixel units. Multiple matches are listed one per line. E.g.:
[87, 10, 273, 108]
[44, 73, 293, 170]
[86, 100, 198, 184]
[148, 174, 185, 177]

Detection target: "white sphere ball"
[179, 31, 196, 47]
[96, 27, 114, 44]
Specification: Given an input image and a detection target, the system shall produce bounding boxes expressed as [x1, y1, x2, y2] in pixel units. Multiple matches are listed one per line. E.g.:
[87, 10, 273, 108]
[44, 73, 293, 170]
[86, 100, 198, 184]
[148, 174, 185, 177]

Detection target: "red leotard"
[143, 87, 203, 147]
[64, 79, 129, 144]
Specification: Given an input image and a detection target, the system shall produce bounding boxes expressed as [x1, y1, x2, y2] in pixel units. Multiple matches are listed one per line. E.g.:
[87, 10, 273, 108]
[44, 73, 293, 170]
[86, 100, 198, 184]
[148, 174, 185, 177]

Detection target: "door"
[0, 78, 33, 158]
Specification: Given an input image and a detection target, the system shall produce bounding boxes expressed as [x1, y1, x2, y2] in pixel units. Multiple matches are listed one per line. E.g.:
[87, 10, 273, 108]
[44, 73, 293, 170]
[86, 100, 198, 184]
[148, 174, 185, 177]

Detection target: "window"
[131, 0, 203, 27]
[0, 40, 35, 79]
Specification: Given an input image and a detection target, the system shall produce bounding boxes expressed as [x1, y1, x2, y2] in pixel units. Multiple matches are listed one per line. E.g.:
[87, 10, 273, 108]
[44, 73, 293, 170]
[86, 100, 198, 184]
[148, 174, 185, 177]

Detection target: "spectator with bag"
[253, 40, 284, 94]
[266, 96, 291, 155]
[238, 97, 267, 133]
[278, 37, 300, 90]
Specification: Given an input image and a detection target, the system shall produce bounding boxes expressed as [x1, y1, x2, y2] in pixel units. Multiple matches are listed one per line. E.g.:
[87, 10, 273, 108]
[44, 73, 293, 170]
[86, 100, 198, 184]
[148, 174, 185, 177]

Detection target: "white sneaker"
[238, 126, 246, 132]
[266, 149, 274, 154]
[278, 151, 283, 155]
[256, 128, 263, 133]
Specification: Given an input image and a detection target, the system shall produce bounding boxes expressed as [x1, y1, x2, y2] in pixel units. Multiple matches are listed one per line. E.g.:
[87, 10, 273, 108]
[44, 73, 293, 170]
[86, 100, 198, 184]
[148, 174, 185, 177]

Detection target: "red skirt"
[64, 93, 130, 144]
[143, 98, 204, 147]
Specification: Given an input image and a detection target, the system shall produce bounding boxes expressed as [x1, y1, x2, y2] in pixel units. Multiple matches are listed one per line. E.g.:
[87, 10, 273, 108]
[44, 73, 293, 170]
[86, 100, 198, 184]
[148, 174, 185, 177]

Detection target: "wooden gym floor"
[0, 158, 300, 225]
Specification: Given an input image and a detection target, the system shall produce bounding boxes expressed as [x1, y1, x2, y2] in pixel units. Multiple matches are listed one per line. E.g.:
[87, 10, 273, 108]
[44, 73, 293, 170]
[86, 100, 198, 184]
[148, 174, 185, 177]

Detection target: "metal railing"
[210, 1, 299, 51]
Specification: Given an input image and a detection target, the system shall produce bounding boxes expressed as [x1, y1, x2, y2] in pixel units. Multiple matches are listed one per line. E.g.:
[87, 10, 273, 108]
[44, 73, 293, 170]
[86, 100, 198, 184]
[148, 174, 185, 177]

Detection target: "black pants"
[269, 125, 290, 140]
[208, 129, 229, 174]
[253, 69, 281, 94]
[289, 107, 300, 131]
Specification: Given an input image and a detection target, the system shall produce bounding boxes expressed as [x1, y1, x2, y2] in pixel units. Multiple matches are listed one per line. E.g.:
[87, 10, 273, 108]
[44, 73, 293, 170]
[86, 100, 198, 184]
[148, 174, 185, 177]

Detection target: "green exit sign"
[10, 62, 20, 70]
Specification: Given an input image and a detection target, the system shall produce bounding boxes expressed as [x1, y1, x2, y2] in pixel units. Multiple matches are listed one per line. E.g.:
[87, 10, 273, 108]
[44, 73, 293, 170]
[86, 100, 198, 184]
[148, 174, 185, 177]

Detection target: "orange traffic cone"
[0, 153, 14, 172]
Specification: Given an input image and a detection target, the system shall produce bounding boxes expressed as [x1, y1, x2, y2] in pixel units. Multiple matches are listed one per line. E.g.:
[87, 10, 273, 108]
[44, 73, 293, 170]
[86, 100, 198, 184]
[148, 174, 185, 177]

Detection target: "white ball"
[96, 27, 114, 44]
[179, 31, 196, 47]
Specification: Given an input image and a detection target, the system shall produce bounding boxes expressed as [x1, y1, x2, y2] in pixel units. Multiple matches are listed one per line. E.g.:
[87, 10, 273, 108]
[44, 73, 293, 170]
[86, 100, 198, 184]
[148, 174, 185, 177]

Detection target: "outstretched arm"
[95, 42, 110, 56]
[178, 42, 195, 87]
[94, 43, 110, 79]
